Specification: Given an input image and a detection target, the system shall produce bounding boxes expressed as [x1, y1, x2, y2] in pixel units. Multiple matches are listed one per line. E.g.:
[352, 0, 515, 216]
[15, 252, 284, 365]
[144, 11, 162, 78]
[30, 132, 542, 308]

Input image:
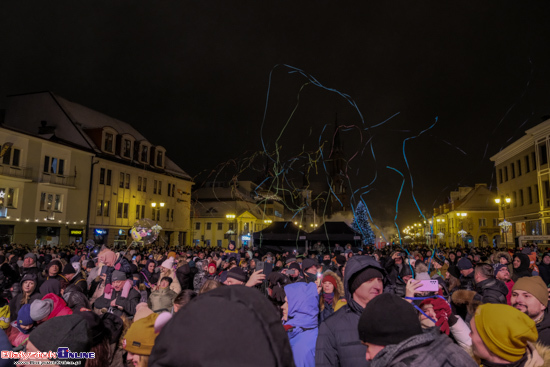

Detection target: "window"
[528, 187, 533, 204]
[540, 144, 548, 165]
[106, 170, 111, 186]
[168, 183, 172, 197]
[493, 218, 498, 226]
[517, 160, 522, 176]
[229, 222, 234, 231]
[532, 152, 537, 169]
[122, 139, 132, 158]
[138, 177, 142, 191]
[171, 209, 174, 222]
[525, 155, 531, 173]
[104, 201, 110, 217]
[125, 174, 130, 189]
[141, 145, 149, 163]
[217, 240, 222, 247]
[153, 180, 157, 194]
[499, 169, 503, 184]
[43, 156, 65, 175]
[217, 222, 223, 230]
[512, 192, 517, 207]
[511, 163, 515, 179]
[504, 167, 509, 181]
[0, 146, 21, 167]
[136, 204, 146, 219]
[519, 189, 524, 206]
[100, 168, 105, 185]
[206, 222, 212, 230]
[99, 169, 112, 185]
[0, 188, 16, 208]
[158, 181, 162, 195]
[536, 184, 540, 203]
[143, 178, 147, 192]
[195, 222, 201, 230]
[119, 172, 124, 188]
[97, 200, 103, 216]
[40, 192, 63, 212]
[156, 151, 163, 166]
[166, 208, 170, 221]
[544, 182, 550, 207]
[104, 133, 114, 152]
[117, 203, 129, 218]
[478, 218, 487, 227]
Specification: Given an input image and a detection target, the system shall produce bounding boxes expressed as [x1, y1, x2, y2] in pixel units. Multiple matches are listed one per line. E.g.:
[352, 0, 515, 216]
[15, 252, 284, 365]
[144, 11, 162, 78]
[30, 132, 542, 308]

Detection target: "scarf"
[323, 292, 334, 305]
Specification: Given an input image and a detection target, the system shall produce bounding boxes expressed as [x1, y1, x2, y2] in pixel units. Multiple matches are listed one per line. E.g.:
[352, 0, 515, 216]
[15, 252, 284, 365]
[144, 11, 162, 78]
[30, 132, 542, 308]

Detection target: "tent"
[252, 221, 307, 252]
[307, 221, 362, 247]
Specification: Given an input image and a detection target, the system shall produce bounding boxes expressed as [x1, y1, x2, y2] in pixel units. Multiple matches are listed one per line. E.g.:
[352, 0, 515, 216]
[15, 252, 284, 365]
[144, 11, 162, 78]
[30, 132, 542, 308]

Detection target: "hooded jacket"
[193, 260, 208, 291]
[319, 270, 347, 323]
[148, 287, 177, 313]
[536, 310, 550, 347]
[475, 278, 508, 304]
[370, 328, 477, 367]
[315, 256, 386, 367]
[41, 293, 73, 321]
[513, 253, 533, 282]
[284, 282, 319, 367]
[149, 285, 295, 367]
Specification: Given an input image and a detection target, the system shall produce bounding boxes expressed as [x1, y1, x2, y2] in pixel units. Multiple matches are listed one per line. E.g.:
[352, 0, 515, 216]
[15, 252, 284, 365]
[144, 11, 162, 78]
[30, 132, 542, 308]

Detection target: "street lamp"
[226, 214, 237, 246]
[495, 196, 512, 248]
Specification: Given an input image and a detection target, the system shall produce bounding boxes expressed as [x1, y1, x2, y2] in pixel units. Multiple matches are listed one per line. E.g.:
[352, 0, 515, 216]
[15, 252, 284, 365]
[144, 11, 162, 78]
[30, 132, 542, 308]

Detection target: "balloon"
[130, 218, 161, 245]
[85, 239, 95, 249]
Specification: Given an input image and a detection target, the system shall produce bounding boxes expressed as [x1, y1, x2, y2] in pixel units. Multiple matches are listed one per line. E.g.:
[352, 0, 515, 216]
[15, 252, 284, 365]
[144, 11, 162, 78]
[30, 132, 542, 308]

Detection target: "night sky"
[3, 1, 550, 236]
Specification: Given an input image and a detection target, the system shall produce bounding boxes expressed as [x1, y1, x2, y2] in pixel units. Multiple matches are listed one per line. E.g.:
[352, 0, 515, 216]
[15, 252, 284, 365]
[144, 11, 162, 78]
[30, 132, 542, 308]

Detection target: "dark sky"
[3, 1, 550, 236]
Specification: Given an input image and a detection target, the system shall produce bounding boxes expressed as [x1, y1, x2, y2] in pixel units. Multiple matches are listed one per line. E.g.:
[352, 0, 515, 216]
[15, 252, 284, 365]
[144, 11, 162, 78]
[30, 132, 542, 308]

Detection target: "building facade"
[1, 92, 192, 248]
[490, 119, 550, 244]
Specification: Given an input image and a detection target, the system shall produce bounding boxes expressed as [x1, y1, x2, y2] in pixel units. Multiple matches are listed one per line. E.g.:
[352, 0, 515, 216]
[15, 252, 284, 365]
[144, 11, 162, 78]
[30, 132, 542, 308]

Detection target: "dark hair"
[173, 290, 197, 309]
[475, 263, 494, 279]
[160, 276, 173, 285]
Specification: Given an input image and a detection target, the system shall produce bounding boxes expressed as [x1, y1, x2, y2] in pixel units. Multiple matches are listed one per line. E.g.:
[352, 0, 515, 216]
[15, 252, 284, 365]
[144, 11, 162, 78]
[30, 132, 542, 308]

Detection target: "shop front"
[114, 228, 128, 249]
[0, 225, 14, 245]
[36, 226, 60, 247]
[69, 229, 84, 245]
[93, 228, 108, 245]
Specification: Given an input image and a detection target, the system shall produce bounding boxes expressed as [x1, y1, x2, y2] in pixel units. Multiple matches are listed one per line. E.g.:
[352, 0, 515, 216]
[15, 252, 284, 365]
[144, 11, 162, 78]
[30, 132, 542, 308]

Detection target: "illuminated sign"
[70, 230, 83, 236]
[241, 235, 251, 241]
[118, 229, 126, 235]
[94, 229, 107, 235]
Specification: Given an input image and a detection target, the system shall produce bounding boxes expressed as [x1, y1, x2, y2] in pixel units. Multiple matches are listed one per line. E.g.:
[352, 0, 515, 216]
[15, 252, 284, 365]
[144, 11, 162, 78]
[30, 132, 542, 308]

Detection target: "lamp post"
[494, 196, 512, 248]
[456, 212, 468, 247]
[226, 214, 236, 247]
[150, 202, 165, 247]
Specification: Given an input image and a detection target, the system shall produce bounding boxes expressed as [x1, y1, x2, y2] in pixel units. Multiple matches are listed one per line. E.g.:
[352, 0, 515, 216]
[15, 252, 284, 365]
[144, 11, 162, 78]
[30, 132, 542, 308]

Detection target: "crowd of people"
[0, 240, 550, 366]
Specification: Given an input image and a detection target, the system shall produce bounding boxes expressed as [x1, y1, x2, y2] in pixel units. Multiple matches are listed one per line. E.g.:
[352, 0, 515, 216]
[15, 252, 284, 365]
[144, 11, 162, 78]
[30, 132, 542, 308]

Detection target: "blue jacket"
[284, 282, 319, 367]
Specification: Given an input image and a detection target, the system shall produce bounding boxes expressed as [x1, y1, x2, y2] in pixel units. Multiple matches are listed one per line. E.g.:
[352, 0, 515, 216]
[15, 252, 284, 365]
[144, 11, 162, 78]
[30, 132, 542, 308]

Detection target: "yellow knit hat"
[123, 313, 159, 356]
[474, 304, 538, 362]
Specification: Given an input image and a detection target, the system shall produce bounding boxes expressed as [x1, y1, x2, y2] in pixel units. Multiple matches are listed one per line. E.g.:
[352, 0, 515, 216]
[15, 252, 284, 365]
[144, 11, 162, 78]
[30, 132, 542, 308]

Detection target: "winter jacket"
[459, 272, 475, 291]
[385, 258, 413, 297]
[513, 253, 533, 282]
[475, 278, 508, 304]
[538, 262, 550, 287]
[315, 255, 386, 367]
[148, 287, 177, 312]
[319, 270, 347, 323]
[193, 260, 208, 291]
[41, 293, 72, 321]
[93, 287, 140, 318]
[284, 282, 319, 367]
[63, 284, 91, 312]
[370, 328, 477, 367]
[536, 310, 550, 347]
[475, 341, 550, 367]
[9, 290, 41, 323]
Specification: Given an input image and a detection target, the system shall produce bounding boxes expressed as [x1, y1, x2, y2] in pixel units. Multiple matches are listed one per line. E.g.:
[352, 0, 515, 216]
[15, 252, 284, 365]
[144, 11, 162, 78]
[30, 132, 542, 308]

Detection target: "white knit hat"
[161, 257, 174, 269]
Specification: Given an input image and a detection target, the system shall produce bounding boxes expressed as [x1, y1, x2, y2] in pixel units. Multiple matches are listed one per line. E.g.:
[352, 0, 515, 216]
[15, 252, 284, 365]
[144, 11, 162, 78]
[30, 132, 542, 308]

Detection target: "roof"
[307, 221, 361, 241]
[3, 91, 191, 180]
[252, 221, 306, 241]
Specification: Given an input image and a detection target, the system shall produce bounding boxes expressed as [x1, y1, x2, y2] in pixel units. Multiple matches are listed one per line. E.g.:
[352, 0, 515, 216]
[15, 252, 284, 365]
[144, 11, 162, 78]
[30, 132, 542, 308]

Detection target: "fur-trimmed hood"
[494, 251, 512, 264]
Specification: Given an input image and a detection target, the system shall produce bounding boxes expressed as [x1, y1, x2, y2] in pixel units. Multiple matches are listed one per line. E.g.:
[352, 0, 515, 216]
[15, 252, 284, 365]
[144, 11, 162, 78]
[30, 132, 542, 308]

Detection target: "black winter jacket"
[315, 256, 385, 367]
[475, 278, 508, 304]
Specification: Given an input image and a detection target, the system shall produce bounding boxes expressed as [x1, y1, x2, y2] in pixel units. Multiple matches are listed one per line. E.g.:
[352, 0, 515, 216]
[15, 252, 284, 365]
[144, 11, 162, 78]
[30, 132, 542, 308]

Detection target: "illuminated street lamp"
[495, 196, 512, 247]
[226, 214, 237, 245]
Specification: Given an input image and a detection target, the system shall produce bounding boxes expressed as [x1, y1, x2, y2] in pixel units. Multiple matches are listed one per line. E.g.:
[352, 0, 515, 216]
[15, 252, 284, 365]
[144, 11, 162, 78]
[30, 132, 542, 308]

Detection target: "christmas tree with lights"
[352, 201, 375, 246]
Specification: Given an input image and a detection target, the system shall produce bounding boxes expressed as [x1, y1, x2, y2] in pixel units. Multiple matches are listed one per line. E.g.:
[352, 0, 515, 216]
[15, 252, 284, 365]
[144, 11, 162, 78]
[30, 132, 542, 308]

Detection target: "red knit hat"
[322, 275, 337, 290]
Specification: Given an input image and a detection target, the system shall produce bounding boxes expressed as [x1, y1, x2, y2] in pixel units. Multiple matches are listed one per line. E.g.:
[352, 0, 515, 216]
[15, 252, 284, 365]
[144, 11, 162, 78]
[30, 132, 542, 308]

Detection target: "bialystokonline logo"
[2, 348, 95, 360]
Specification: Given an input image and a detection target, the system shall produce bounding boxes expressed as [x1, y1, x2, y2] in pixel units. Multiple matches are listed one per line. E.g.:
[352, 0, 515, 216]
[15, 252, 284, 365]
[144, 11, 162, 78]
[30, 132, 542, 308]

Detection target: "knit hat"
[349, 267, 384, 294]
[20, 273, 37, 286]
[29, 314, 92, 355]
[161, 257, 174, 269]
[30, 299, 54, 321]
[457, 258, 473, 270]
[123, 313, 160, 356]
[358, 293, 422, 346]
[512, 276, 549, 307]
[46, 259, 63, 272]
[24, 253, 37, 262]
[167, 251, 176, 259]
[474, 304, 537, 362]
[208, 262, 217, 270]
[493, 263, 508, 277]
[335, 255, 347, 266]
[447, 265, 460, 279]
[62, 263, 76, 275]
[322, 275, 338, 290]
[227, 268, 247, 283]
[285, 255, 296, 264]
[415, 271, 431, 281]
[111, 270, 127, 282]
[301, 258, 318, 271]
[17, 304, 34, 327]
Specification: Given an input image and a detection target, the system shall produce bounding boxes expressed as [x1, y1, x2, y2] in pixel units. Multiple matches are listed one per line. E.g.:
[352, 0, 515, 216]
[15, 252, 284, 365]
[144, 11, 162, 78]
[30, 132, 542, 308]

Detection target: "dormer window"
[122, 139, 132, 158]
[104, 133, 114, 153]
[156, 150, 163, 167]
[141, 145, 149, 163]
[154, 146, 166, 168]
